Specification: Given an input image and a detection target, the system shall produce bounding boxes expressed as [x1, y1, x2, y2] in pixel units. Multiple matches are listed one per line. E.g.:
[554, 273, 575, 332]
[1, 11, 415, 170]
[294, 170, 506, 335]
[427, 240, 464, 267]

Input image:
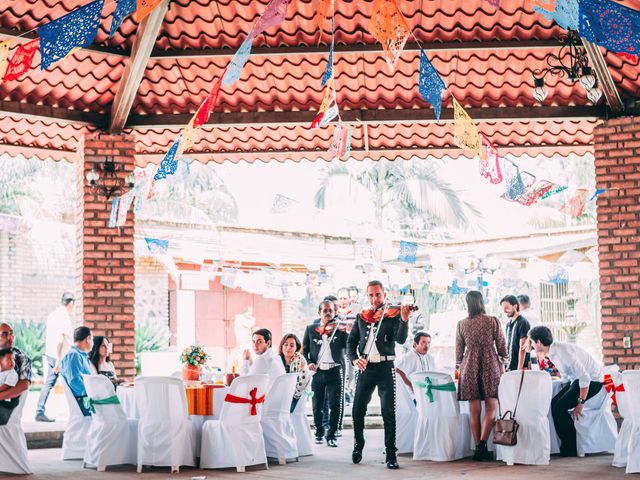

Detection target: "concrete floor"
[17, 430, 628, 479]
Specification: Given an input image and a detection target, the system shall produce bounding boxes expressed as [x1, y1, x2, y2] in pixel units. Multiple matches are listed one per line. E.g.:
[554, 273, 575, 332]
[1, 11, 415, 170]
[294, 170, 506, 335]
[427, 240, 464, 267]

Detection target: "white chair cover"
[0, 391, 30, 474]
[200, 374, 270, 471]
[82, 375, 137, 470]
[61, 379, 92, 460]
[411, 371, 471, 461]
[622, 370, 640, 474]
[291, 391, 314, 457]
[135, 376, 197, 473]
[613, 370, 632, 468]
[575, 367, 618, 457]
[261, 373, 299, 463]
[395, 373, 417, 454]
[495, 371, 552, 466]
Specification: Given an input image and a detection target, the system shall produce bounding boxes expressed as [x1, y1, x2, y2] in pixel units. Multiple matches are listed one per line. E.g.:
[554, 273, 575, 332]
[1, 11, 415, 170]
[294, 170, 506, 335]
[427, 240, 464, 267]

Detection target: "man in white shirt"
[395, 332, 437, 397]
[36, 292, 75, 422]
[241, 328, 285, 391]
[529, 325, 604, 457]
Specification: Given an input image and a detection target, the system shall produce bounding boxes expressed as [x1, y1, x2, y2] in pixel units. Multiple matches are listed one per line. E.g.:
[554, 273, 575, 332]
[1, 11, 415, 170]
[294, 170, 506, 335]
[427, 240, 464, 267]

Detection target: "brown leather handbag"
[493, 371, 525, 446]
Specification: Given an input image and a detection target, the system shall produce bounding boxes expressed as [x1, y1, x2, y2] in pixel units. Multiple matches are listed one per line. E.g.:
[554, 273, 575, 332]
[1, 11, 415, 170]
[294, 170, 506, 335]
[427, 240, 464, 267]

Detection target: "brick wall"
[78, 133, 136, 378]
[594, 116, 640, 371]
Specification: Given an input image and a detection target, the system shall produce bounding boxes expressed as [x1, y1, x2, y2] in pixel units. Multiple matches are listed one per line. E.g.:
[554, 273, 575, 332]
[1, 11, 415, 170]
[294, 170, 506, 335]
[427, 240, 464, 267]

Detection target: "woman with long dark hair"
[278, 333, 310, 412]
[456, 290, 508, 461]
[88, 336, 119, 385]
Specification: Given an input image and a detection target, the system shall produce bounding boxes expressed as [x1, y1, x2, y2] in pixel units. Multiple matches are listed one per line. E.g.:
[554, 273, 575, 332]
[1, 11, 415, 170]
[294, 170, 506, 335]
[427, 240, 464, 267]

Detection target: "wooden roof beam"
[0, 99, 105, 126]
[108, 0, 169, 133]
[581, 39, 624, 112]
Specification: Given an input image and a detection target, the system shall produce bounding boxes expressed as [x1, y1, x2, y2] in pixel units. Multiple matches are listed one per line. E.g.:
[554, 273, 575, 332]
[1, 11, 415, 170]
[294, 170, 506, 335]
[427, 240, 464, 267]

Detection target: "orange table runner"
[184, 384, 225, 416]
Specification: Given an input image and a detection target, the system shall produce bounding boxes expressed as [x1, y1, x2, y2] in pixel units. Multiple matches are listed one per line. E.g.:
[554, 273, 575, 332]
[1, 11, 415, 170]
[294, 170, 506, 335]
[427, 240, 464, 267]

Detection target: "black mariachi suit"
[303, 320, 348, 441]
[347, 309, 408, 456]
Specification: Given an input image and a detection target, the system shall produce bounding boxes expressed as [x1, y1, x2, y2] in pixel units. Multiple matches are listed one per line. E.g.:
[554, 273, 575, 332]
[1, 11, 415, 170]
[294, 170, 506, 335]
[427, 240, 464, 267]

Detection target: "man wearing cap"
[35, 292, 75, 422]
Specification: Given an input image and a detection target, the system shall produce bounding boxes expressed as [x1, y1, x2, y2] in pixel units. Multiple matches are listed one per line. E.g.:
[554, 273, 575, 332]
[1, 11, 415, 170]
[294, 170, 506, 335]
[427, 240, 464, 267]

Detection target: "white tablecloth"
[117, 384, 228, 421]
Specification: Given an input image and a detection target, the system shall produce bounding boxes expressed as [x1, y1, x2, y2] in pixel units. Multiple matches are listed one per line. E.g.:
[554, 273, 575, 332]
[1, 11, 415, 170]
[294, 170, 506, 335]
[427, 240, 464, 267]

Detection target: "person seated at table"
[395, 331, 437, 398]
[242, 328, 285, 390]
[0, 349, 20, 425]
[528, 326, 604, 457]
[61, 326, 94, 416]
[89, 336, 122, 387]
[278, 333, 311, 413]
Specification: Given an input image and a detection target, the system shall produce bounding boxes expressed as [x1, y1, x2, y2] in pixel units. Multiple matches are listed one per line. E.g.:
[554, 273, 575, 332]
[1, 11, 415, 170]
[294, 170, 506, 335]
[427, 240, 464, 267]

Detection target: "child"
[0, 348, 20, 425]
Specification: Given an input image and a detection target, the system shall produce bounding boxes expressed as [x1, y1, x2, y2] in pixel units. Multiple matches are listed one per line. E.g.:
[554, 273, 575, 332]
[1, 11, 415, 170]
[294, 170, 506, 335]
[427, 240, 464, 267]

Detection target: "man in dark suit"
[303, 300, 348, 448]
[348, 280, 410, 469]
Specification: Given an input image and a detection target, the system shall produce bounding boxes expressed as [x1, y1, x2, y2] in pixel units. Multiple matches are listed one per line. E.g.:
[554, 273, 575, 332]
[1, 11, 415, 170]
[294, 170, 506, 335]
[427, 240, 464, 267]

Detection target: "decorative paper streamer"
[321, 17, 334, 87]
[116, 190, 134, 226]
[145, 237, 169, 256]
[548, 265, 569, 284]
[193, 72, 225, 128]
[449, 279, 469, 295]
[135, 0, 163, 22]
[397, 240, 418, 264]
[617, 52, 638, 62]
[177, 119, 197, 158]
[532, 0, 556, 11]
[453, 98, 480, 153]
[482, 0, 501, 7]
[579, 0, 640, 55]
[316, 0, 333, 34]
[221, 267, 239, 288]
[110, 0, 136, 37]
[251, 0, 290, 39]
[39, 0, 104, 70]
[108, 197, 119, 228]
[560, 188, 591, 217]
[504, 161, 526, 200]
[344, 127, 353, 159]
[541, 184, 568, 199]
[515, 180, 554, 206]
[479, 133, 503, 184]
[368, 0, 411, 72]
[535, 0, 578, 30]
[328, 122, 349, 159]
[319, 78, 335, 113]
[271, 194, 297, 214]
[223, 36, 253, 86]
[0, 40, 12, 76]
[3, 39, 39, 82]
[154, 136, 181, 181]
[589, 188, 606, 201]
[319, 104, 339, 127]
[418, 49, 445, 121]
[311, 112, 325, 128]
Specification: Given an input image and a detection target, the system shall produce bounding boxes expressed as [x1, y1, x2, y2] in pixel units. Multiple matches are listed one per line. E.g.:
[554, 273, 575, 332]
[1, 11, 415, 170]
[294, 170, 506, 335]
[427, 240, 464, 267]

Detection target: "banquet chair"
[395, 372, 417, 454]
[261, 373, 299, 464]
[291, 390, 314, 457]
[135, 376, 197, 473]
[61, 379, 92, 460]
[82, 375, 137, 471]
[200, 374, 269, 471]
[613, 370, 633, 469]
[574, 365, 618, 457]
[621, 370, 640, 473]
[495, 370, 552, 466]
[411, 371, 471, 461]
[0, 391, 30, 474]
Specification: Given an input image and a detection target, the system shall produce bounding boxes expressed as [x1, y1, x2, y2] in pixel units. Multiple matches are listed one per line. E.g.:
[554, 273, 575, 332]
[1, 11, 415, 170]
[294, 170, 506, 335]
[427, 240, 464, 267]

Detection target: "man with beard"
[348, 280, 411, 469]
[303, 300, 348, 447]
[500, 295, 531, 371]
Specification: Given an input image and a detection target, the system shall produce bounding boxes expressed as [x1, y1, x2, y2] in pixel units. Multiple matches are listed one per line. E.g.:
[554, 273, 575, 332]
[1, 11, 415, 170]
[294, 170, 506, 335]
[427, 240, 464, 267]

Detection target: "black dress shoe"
[327, 438, 338, 448]
[315, 436, 324, 445]
[352, 446, 363, 464]
[386, 457, 399, 469]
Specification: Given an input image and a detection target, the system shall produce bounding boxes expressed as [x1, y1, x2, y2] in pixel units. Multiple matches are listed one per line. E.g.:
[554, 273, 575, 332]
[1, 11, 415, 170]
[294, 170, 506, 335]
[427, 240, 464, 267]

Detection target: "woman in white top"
[88, 336, 120, 386]
[278, 333, 311, 412]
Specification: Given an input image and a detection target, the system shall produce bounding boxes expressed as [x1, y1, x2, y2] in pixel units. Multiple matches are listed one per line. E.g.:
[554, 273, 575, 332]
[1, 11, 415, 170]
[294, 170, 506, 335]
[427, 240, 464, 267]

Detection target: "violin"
[359, 303, 419, 324]
[315, 318, 349, 335]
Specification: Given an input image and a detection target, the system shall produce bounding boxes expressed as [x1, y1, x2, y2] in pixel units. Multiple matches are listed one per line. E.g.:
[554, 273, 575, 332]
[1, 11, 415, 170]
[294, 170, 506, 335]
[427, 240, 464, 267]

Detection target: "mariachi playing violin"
[359, 302, 419, 324]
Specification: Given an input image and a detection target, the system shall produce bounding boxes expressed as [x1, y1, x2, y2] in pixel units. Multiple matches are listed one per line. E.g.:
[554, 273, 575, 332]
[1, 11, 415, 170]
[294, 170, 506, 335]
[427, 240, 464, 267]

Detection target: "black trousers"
[312, 366, 344, 440]
[551, 379, 603, 456]
[322, 369, 346, 430]
[352, 361, 396, 456]
[0, 397, 19, 425]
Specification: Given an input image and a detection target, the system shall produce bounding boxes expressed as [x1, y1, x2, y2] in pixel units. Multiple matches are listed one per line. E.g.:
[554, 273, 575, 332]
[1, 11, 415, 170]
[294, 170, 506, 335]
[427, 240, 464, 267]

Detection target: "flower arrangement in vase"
[180, 345, 209, 381]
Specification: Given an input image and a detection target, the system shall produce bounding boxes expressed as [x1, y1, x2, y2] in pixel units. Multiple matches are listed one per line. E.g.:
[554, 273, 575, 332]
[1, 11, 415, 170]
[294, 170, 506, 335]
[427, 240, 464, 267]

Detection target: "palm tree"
[137, 161, 239, 225]
[314, 159, 481, 235]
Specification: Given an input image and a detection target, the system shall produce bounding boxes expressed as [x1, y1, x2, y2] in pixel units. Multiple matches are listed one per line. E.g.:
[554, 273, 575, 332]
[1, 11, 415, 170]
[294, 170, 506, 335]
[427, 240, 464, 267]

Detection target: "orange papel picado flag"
[368, 0, 410, 72]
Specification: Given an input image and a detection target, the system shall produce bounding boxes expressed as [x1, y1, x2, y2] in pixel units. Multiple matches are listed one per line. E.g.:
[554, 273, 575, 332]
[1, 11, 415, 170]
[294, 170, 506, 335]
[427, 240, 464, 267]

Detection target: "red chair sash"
[224, 387, 265, 415]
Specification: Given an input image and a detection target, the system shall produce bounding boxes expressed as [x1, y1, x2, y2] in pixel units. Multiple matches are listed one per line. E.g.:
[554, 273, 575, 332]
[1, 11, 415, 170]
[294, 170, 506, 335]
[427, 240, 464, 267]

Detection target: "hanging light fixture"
[532, 29, 602, 104]
[86, 159, 135, 200]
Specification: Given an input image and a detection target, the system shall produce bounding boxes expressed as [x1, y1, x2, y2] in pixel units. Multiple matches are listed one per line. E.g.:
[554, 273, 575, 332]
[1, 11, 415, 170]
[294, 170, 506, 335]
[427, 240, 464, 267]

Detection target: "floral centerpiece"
[180, 345, 209, 381]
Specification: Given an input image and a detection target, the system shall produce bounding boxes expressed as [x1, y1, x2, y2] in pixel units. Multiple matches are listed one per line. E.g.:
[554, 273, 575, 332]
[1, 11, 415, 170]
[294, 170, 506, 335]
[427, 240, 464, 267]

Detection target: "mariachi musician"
[347, 280, 412, 470]
[302, 299, 349, 448]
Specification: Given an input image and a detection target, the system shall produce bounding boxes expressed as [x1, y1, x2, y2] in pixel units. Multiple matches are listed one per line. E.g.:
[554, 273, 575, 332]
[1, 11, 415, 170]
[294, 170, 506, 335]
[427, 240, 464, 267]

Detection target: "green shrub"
[135, 322, 170, 375]
[12, 319, 46, 378]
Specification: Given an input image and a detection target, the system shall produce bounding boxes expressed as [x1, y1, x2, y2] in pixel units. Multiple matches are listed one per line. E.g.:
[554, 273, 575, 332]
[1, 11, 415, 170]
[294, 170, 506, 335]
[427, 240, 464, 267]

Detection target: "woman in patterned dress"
[279, 333, 311, 412]
[456, 290, 508, 461]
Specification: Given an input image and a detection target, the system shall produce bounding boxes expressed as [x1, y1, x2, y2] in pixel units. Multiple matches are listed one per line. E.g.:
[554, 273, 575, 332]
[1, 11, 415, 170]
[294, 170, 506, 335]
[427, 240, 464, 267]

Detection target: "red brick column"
[77, 133, 136, 378]
[594, 116, 640, 371]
